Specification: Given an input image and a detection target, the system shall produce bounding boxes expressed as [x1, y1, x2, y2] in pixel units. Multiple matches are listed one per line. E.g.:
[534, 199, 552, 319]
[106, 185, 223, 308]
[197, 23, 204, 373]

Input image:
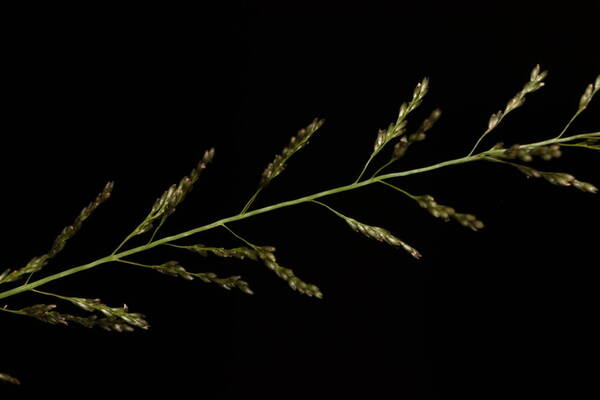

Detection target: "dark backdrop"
[2, 1, 599, 398]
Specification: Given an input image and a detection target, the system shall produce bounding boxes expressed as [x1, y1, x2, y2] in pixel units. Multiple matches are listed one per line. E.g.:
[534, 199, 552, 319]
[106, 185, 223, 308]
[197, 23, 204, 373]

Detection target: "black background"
[2, 1, 599, 398]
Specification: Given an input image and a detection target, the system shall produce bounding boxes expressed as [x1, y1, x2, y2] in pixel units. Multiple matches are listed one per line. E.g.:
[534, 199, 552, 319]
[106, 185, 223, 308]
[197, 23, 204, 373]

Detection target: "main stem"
[0, 131, 596, 301]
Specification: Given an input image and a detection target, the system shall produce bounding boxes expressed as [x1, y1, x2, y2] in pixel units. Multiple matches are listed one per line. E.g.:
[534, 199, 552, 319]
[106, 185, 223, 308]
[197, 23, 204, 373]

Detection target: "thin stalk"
[0, 307, 25, 316]
[241, 188, 263, 214]
[31, 289, 71, 301]
[377, 180, 417, 199]
[355, 152, 377, 183]
[371, 159, 395, 179]
[114, 259, 154, 269]
[1, 131, 597, 302]
[221, 224, 249, 245]
[310, 200, 347, 219]
[148, 219, 166, 244]
[112, 228, 141, 255]
[557, 111, 583, 139]
[467, 128, 493, 157]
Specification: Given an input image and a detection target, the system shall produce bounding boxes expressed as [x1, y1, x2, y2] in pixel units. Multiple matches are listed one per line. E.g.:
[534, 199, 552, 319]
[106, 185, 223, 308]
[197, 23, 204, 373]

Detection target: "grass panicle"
[312, 200, 421, 259]
[241, 118, 325, 214]
[487, 157, 598, 193]
[260, 118, 325, 188]
[1, 66, 598, 385]
[0, 182, 114, 285]
[557, 74, 600, 138]
[371, 108, 442, 178]
[173, 243, 273, 261]
[355, 78, 430, 182]
[139, 147, 215, 234]
[468, 64, 548, 155]
[113, 148, 215, 253]
[375, 77, 430, 152]
[377, 181, 484, 231]
[392, 108, 442, 161]
[119, 259, 254, 295]
[414, 195, 485, 231]
[13, 301, 149, 332]
[221, 225, 323, 298]
[32, 290, 150, 330]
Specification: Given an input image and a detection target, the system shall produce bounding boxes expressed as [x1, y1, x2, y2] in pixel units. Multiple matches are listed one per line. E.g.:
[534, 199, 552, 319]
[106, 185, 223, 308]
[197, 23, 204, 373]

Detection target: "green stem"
[1, 131, 597, 302]
[112, 230, 138, 255]
[148, 219, 166, 244]
[371, 159, 395, 179]
[355, 152, 378, 183]
[0, 307, 24, 316]
[221, 224, 255, 248]
[467, 128, 494, 157]
[114, 259, 155, 269]
[31, 289, 70, 301]
[310, 200, 348, 220]
[377, 180, 416, 199]
[557, 110, 583, 139]
[241, 188, 263, 214]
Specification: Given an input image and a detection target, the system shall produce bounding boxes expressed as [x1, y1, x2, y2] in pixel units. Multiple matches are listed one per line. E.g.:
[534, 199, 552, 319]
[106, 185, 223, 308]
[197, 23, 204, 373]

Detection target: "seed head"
[345, 217, 421, 259]
[0, 373, 20, 385]
[414, 195, 484, 231]
[260, 118, 324, 188]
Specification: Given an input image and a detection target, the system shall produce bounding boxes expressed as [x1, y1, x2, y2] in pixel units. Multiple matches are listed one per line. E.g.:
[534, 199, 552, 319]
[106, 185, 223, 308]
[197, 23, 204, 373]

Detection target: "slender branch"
[557, 111, 583, 139]
[221, 224, 255, 247]
[112, 226, 142, 255]
[467, 131, 492, 157]
[0, 307, 24, 316]
[114, 259, 155, 269]
[377, 180, 416, 199]
[148, 219, 166, 244]
[355, 153, 377, 183]
[241, 188, 263, 214]
[1, 130, 597, 302]
[310, 200, 348, 219]
[371, 159, 395, 179]
[31, 289, 70, 300]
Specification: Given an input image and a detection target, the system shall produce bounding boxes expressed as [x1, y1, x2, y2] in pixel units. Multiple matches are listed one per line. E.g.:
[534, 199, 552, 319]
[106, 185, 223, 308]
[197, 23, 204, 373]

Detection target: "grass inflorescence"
[1, 66, 598, 385]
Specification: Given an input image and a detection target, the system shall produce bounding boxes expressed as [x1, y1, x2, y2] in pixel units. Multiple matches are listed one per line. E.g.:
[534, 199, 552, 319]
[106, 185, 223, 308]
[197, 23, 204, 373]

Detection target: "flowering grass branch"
[1, 66, 598, 384]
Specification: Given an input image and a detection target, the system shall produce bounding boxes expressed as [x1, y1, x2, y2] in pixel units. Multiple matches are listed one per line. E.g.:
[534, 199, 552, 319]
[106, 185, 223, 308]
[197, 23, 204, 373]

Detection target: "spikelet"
[260, 118, 324, 188]
[391, 108, 442, 160]
[0, 373, 20, 385]
[578, 74, 599, 112]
